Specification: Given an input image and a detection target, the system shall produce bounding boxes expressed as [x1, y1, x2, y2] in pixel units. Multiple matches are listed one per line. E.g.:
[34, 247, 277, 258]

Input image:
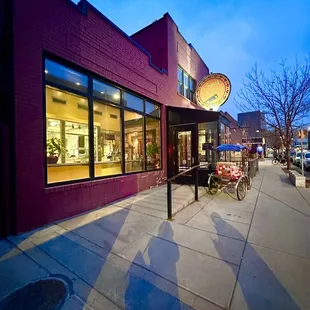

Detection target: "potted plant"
[46, 138, 67, 164]
[146, 142, 160, 168]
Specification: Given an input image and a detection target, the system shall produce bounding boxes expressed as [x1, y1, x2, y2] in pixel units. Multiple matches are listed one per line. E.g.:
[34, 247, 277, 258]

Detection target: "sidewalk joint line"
[248, 241, 310, 261]
[228, 162, 266, 309]
[145, 232, 241, 267]
[183, 194, 220, 225]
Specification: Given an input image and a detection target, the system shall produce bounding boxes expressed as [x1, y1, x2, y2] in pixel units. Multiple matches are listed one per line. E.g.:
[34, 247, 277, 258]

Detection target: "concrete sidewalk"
[1, 162, 310, 309]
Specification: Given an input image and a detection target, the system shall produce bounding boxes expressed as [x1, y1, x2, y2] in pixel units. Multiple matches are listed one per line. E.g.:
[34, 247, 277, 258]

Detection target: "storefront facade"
[0, 0, 230, 235]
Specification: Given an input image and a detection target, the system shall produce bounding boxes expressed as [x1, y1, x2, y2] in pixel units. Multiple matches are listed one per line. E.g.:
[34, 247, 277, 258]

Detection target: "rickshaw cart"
[208, 144, 252, 201]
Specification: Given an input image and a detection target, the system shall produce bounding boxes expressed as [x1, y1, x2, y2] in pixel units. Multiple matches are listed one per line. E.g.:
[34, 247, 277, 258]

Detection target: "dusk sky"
[88, 0, 310, 119]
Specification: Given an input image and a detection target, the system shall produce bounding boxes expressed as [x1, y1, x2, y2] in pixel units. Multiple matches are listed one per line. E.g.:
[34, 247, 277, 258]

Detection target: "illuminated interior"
[45, 58, 161, 184]
[46, 86, 90, 183]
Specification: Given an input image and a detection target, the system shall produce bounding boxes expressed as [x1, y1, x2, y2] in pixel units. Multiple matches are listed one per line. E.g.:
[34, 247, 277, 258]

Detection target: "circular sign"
[196, 73, 231, 111]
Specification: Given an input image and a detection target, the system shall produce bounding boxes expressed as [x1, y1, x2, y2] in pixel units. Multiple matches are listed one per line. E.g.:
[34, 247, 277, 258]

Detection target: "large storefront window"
[46, 86, 89, 183]
[124, 111, 144, 172]
[94, 102, 122, 176]
[146, 117, 161, 170]
[198, 122, 218, 163]
[45, 58, 161, 185]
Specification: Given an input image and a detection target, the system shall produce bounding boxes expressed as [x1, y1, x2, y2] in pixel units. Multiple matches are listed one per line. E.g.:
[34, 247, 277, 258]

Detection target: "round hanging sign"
[196, 73, 231, 111]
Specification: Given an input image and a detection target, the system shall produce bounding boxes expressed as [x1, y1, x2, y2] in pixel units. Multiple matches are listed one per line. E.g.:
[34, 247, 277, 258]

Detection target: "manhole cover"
[0, 279, 68, 310]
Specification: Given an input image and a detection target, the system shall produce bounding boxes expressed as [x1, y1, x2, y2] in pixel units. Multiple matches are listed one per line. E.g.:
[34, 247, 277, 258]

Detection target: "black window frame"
[43, 53, 162, 187]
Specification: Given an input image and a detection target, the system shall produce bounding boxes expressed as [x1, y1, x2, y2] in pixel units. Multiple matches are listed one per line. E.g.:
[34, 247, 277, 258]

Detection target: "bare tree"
[235, 56, 310, 169]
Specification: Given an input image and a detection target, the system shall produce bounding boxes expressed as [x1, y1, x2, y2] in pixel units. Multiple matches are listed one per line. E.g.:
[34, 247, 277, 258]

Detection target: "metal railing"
[166, 163, 210, 220]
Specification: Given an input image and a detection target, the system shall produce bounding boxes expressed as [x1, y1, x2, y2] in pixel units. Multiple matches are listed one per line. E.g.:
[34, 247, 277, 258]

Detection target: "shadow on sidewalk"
[0, 201, 184, 309]
[125, 221, 181, 309]
[211, 212, 300, 310]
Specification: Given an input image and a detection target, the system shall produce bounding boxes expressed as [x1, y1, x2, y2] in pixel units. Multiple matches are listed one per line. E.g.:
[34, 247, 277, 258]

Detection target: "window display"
[45, 58, 161, 185]
[198, 122, 218, 163]
[94, 102, 122, 176]
[124, 111, 144, 172]
[146, 117, 161, 170]
[45, 86, 89, 183]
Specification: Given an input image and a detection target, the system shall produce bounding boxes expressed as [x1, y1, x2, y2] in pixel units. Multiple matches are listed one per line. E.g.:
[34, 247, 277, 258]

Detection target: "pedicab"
[207, 144, 252, 201]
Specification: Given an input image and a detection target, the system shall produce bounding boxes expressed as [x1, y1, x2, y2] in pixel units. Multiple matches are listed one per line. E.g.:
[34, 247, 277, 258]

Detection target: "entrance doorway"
[170, 123, 198, 182]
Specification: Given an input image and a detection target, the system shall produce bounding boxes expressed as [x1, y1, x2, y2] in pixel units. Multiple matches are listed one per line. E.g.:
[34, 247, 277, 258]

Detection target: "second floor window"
[177, 66, 196, 102]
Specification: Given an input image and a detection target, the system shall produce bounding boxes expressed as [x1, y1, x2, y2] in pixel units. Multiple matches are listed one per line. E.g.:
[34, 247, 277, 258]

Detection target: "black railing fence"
[166, 158, 259, 220]
[166, 164, 210, 220]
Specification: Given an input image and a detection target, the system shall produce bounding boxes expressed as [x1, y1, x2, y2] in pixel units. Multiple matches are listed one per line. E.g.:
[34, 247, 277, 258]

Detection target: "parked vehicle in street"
[290, 150, 296, 162]
[303, 152, 310, 171]
[294, 152, 302, 166]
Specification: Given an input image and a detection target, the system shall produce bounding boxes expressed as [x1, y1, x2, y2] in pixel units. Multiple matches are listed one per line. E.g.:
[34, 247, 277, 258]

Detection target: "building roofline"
[130, 11, 209, 73]
[163, 13, 210, 72]
[72, 0, 167, 75]
[131, 15, 166, 37]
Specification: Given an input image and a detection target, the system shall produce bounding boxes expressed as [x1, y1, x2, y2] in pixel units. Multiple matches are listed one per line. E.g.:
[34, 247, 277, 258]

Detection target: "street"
[1, 161, 310, 310]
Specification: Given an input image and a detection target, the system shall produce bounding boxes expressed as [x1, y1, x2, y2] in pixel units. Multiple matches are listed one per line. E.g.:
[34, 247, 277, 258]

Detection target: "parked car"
[303, 152, 310, 170]
[290, 150, 296, 162]
[293, 152, 302, 166]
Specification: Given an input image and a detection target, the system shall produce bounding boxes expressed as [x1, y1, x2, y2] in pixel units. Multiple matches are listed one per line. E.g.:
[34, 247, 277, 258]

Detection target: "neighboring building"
[222, 112, 243, 144]
[0, 0, 231, 235]
[238, 111, 266, 139]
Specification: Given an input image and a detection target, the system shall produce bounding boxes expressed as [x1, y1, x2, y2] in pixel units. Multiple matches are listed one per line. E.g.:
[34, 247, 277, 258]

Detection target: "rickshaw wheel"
[247, 176, 252, 190]
[237, 176, 247, 201]
[208, 175, 220, 195]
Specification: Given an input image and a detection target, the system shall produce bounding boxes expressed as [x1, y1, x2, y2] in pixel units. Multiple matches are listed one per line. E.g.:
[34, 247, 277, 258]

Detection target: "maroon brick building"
[0, 0, 230, 235]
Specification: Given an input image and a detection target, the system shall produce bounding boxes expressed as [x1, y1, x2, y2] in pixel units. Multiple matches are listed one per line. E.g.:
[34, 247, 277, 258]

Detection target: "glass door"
[170, 123, 198, 177]
[178, 130, 192, 171]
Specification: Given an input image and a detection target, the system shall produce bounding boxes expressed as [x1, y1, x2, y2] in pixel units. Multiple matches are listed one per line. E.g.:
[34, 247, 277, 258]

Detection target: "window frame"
[177, 65, 196, 102]
[43, 53, 162, 187]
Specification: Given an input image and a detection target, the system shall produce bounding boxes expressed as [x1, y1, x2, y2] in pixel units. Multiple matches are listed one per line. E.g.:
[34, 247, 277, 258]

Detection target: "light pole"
[308, 126, 310, 150]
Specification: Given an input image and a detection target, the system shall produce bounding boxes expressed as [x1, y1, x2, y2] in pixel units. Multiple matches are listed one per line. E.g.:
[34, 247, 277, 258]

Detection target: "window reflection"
[145, 101, 160, 117]
[124, 92, 143, 112]
[93, 79, 121, 104]
[124, 111, 144, 172]
[45, 59, 88, 93]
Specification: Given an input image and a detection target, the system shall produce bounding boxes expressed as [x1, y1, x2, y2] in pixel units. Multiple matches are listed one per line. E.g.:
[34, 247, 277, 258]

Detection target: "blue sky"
[87, 0, 310, 119]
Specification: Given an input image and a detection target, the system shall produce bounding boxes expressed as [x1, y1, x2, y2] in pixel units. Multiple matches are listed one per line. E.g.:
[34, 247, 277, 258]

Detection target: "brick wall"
[167, 14, 209, 109]
[13, 0, 169, 232]
[132, 13, 210, 110]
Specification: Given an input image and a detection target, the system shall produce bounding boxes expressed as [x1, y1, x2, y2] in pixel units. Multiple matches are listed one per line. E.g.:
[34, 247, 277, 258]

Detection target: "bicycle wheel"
[208, 175, 220, 195]
[237, 177, 247, 201]
[272, 159, 279, 165]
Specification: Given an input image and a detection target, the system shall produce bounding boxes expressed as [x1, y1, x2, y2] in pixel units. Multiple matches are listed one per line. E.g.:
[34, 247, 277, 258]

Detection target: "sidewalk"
[1, 162, 310, 309]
